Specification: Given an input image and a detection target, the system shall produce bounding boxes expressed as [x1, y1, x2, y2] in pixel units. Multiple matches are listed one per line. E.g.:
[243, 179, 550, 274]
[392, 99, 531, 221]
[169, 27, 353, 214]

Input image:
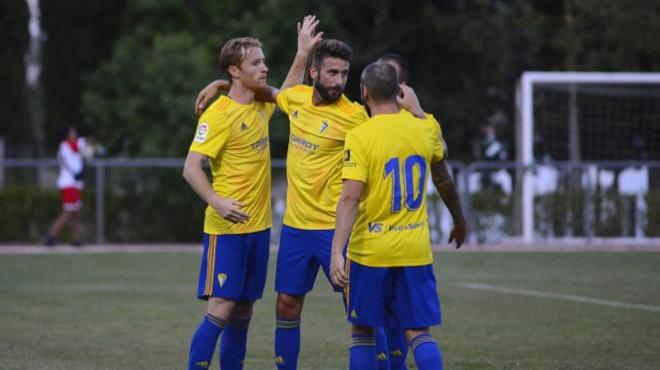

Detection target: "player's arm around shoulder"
[194, 15, 322, 114]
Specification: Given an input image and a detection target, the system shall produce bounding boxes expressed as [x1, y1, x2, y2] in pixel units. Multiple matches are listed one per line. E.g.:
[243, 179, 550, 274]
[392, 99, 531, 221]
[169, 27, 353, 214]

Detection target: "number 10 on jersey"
[384, 155, 427, 213]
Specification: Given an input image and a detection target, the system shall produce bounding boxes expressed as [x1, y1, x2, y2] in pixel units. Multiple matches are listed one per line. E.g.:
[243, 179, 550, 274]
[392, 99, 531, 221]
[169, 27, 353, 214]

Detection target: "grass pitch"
[1, 251, 659, 369]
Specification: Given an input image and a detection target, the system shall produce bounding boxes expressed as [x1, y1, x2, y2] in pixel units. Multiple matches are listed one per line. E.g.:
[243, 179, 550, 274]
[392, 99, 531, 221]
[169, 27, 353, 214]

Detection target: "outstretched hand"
[297, 15, 324, 55]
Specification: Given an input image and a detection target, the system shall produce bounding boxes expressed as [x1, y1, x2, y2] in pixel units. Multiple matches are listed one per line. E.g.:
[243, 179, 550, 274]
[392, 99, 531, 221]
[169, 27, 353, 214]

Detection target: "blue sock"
[410, 333, 443, 370]
[220, 317, 251, 370]
[375, 327, 391, 370]
[350, 334, 377, 370]
[188, 313, 225, 369]
[274, 317, 301, 370]
[386, 327, 408, 370]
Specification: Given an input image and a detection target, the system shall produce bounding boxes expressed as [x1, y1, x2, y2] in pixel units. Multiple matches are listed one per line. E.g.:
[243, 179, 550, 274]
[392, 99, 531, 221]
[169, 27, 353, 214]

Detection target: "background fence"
[1, 158, 659, 245]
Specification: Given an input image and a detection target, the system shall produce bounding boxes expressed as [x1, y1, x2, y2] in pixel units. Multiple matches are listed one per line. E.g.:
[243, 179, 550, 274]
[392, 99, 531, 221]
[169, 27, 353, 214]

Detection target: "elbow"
[182, 162, 193, 183]
[341, 193, 361, 205]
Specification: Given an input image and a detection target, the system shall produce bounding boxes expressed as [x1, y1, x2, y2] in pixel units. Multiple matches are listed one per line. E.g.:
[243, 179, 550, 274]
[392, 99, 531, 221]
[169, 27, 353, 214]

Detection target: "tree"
[0, 0, 29, 155]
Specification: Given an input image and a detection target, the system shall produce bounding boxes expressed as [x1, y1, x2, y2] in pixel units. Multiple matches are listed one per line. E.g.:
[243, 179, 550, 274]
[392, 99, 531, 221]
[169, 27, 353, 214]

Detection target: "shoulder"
[425, 114, 443, 137]
[57, 142, 69, 156]
[209, 95, 233, 112]
[200, 96, 233, 124]
[255, 100, 276, 112]
[281, 84, 312, 99]
[411, 112, 440, 132]
[349, 117, 377, 138]
[336, 96, 368, 118]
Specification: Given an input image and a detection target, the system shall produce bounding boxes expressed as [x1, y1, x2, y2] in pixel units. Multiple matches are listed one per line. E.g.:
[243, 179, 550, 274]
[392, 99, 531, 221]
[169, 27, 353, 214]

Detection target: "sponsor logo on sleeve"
[343, 149, 357, 167]
[194, 123, 209, 143]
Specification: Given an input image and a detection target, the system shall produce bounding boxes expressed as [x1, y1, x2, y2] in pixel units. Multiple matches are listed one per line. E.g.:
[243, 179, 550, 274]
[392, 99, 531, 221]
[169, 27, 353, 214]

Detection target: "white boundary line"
[458, 282, 660, 313]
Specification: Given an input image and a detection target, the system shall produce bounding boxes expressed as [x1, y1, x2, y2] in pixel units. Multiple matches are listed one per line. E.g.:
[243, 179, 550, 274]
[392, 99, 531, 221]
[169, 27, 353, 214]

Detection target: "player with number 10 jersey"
[342, 111, 445, 267]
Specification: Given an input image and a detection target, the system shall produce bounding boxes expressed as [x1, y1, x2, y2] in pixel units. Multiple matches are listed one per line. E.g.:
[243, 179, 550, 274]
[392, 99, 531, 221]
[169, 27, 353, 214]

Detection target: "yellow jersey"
[189, 95, 275, 234]
[342, 111, 445, 267]
[276, 85, 368, 229]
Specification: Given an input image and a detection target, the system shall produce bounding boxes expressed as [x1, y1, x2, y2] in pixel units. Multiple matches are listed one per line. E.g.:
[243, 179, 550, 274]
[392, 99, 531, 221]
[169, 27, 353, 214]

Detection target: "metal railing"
[1, 158, 659, 245]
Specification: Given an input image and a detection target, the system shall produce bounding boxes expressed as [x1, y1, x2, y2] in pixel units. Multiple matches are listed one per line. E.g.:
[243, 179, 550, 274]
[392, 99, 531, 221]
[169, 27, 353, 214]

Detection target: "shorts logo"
[351, 309, 358, 319]
[275, 356, 285, 365]
[344, 149, 351, 161]
[240, 122, 249, 131]
[217, 273, 227, 287]
[320, 120, 329, 133]
[368, 222, 382, 233]
[194, 123, 209, 143]
[292, 110, 298, 119]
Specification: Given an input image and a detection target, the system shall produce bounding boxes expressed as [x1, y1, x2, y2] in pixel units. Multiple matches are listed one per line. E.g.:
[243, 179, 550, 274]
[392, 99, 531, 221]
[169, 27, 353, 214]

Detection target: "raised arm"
[194, 15, 322, 115]
[430, 159, 467, 248]
[280, 15, 323, 89]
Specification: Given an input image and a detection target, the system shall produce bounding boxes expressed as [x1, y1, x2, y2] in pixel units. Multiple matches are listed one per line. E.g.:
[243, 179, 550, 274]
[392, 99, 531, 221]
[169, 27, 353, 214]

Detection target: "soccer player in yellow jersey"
[374, 53, 468, 369]
[183, 17, 322, 370]
[329, 62, 467, 370]
[195, 41, 428, 370]
[194, 41, 426, 370]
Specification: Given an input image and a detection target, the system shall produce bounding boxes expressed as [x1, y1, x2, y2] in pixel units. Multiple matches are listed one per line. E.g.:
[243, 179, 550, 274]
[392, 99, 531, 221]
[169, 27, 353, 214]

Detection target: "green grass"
[1, 251, 659, 369]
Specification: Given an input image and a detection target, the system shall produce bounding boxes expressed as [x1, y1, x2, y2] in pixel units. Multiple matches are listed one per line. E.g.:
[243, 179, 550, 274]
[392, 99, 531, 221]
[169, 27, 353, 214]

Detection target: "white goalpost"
[516, 72, 660, 243]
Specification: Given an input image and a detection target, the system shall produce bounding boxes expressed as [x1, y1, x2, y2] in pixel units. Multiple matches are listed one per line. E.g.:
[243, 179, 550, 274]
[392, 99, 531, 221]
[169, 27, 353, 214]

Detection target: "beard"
[314, 79, 343, 103]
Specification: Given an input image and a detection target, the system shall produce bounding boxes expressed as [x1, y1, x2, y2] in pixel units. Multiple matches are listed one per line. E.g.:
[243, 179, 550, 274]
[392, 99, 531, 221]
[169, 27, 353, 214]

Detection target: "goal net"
[515, 72, 660, 243]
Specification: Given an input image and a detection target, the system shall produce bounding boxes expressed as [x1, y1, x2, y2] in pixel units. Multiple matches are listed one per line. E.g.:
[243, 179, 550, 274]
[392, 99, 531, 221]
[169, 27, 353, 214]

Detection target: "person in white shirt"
[46, 126, 96, 247]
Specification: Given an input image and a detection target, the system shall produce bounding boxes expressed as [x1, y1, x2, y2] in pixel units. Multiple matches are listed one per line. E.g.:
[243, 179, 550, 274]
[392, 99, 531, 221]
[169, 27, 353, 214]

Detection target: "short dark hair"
[312, 39, 353, 68]
[360, 62, 399, 103]
[219, 37, 262, 80]
[378, 53, 409, 83]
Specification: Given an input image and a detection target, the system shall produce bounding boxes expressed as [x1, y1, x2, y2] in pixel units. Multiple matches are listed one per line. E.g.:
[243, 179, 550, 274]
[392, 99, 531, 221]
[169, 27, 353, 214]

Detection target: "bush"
[645, 189, 660, 237]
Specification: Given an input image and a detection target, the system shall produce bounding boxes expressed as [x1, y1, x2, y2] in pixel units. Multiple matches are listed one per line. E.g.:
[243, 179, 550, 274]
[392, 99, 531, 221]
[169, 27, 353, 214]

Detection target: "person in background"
[45, 126, 99, 247]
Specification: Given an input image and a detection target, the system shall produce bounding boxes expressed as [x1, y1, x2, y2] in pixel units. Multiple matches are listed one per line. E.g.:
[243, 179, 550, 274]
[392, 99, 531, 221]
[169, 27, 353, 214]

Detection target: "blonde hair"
[219, 37, 263, 80]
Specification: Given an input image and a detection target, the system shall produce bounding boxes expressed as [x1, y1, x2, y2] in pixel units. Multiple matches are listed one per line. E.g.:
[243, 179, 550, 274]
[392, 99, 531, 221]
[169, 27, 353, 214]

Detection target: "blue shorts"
[275, 225, 342, 295]
[197, 229, 270, 301]
[345, 261, 442, 329]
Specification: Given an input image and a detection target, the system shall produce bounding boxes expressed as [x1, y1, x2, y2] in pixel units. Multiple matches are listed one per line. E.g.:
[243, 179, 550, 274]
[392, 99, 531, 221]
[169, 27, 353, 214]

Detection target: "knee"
[352, 324, 374, 337]
[206, 298, 234, 321]
[275, 293, 303, 319]
[232, 301, 254, 319]
[404, 327, 430, 343]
